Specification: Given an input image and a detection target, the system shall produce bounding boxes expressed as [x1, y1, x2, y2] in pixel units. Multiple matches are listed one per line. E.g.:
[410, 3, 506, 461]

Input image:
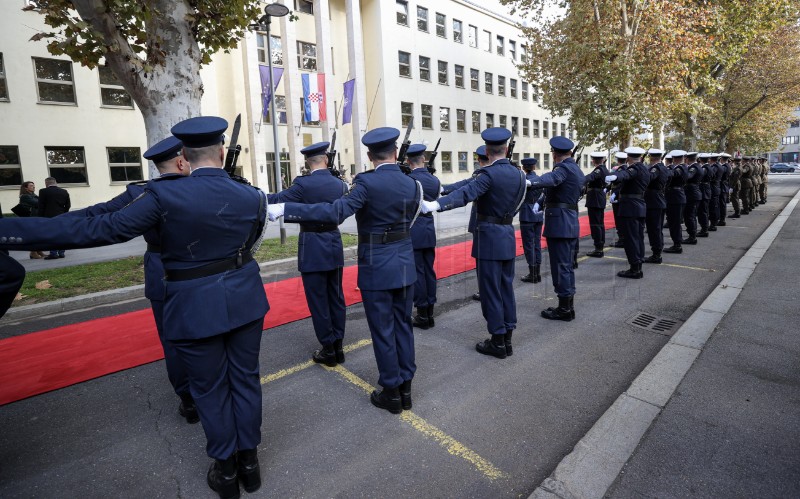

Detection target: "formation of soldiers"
[0, 116, 773, 498]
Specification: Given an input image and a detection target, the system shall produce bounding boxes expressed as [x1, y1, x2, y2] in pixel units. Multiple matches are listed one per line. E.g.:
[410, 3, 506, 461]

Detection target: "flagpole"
[265, 13, 287, 244]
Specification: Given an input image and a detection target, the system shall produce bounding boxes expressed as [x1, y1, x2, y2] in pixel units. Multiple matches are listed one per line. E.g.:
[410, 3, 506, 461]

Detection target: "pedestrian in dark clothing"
[38, 177, 70, 259]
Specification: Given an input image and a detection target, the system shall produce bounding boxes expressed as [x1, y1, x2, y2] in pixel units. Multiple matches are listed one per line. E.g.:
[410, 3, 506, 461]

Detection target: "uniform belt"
[358, 232, 410, 244]
[299, 224, 338, 233]
[587, 187, 604, 191]
[476, 213, 514, 224]
[619, 193, 644, 199]
[164, 253, 254, 282]
[146, 243, 161, 253]
[546, 203, 579, 211]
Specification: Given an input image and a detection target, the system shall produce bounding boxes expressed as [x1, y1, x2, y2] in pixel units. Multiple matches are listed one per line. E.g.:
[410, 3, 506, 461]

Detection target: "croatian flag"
[302, 73, 327, 122]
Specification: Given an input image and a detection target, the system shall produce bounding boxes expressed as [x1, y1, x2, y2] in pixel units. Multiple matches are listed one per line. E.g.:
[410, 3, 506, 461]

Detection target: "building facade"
[768, 109, 800, 164]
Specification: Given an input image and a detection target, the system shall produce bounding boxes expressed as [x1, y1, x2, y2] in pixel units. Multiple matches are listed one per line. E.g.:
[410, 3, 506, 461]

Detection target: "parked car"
[770, 163, 795, 173]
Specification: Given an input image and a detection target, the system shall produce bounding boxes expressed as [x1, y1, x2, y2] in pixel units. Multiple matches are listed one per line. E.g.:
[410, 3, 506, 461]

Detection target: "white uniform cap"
[589, 152, 606, 159]
[615, 152, 628, 160]
[665, 153, 673, 159]
[669, 149, 687, 157]
[624, 146, 646, 155]
[647, 149, 664, 156]
[698, 153, 710, 159]
[720, 153, 732, 158]
[686, 151, 698, 157]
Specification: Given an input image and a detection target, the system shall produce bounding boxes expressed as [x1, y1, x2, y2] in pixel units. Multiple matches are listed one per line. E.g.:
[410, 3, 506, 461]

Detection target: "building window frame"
[472, 111, 481, 133]
[533, 120, 540, 138]
[257, 33, 283, 66]
[33, 57, 77, 105]
[421, 104, 433, 129]
[454, 64, 464, 88]
[456, 109, 466, 132]
[396, 0, 409, 26]
[470, 68, 479, 91]
[98, 66, 134, 109]
[435, 12, 447, 38]
[458, 151, 468, 172]
[45, 146, 89, 185]
[522, 118, 530, 137]
[510, 78, 518, 99]
[496, 35, 505, 56]
[295, 0, 313, 15]
[296, 41, 317, 72]
[441, 151, 452, 172]
[482, 30, 491, 52]
[499, 115, 507, 129]
[263, 95, 288, 125]
[0, 53, 9, 102]
[453, 19, 463, 43]
[485, 72, 493, 94]
[543, 120, 550, 138]
[486, 113, 494, 128]
[521, 81, 529, 100]
[498, 75, 506, 97]
[107, 146, 144, 183]
[401, 102, 414, 128]
[437, 60, 448, 85]
[439, 106, 450, 131]
[0, 145, 22, 188]
[417, 6, 428, 32]
[509, 40, 517, 60]
[468, 25, 478, 48]
[398, 51, 411, 78]
[419, 56, 431, 81]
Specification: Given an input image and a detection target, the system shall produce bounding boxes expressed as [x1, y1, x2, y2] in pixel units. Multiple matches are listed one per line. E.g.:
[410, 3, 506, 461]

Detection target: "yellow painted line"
[602, 255, 715, 272]
[326, 364, 509, 481]
[260, 338, 372, 385]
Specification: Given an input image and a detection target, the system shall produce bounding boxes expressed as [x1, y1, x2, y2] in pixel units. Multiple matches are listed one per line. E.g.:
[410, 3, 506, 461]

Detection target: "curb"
[529, 188, 800, 499]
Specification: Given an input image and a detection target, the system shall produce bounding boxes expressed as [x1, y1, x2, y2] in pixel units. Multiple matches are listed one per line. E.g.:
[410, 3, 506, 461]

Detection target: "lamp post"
[257, 3, 290, 244]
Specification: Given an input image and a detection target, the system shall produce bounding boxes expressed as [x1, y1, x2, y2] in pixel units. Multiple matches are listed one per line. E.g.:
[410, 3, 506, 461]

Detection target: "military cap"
[481, 127, 513, 145]
[362, 127, 400, 153]
[709, 153, 720, 158]
[647, 148, 665, 157]
[143, 136, 183, 163]
[624, 146, 646, 157]
[521, 157, 538, 167]
[720, 153, 731, 158]
[665, 153, 673, 159]
[300, 141, 330, 158]
[475, 145, 488, 157]
[406, 144, 427, 158]
[171, 116, 228, 148]
[669, 149, 687, 157]
[549, 136, 575, 152]
[733, 156, 742, 161]
[698, 153, 710, 159]
[686, 151, 698, 158]
[615, 152, 628, 160]
[590, 151, 607, 159]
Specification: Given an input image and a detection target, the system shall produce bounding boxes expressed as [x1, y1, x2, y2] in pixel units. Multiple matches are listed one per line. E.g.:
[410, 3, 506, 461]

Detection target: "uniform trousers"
[697, 198, 710, 230]
[645, 209, 665, 254]
[621, 217, 645, 265]
[709, 192, 720, 225]
[718, 190, 728, 222]
[172, 318, 264, 460]
[476, 258, 517, 335]
[587, 207, 606, 249]
[520, 222, 543, 266]
[740, 184, 751, 211]
[546, 237, 577, 297]
[684, 200, 699, 236]
[361, 286, 415, 389]
[413, 248, 437, 308]
[760, 182, 767, 202]
[612, 204, 626, 243]
[666, 204, 684, 246]
[301, 268, 346, 346]
[0, 252, 25, 318]
[151, 299, 191, 397]
[731, 188, 741, 214]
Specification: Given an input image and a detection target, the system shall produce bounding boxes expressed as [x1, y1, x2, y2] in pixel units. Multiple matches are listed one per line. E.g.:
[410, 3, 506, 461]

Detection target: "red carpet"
[0, 211, 615, 405]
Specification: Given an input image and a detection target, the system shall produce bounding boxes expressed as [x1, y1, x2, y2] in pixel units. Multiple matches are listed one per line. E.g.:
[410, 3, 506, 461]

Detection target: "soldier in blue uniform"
[717, 153, 731, 226]
[696, 153, 712, 237]
[610, 152, 628, 248]
[683, 152, 702, 245]
[526, 136, 583, 321]
[266, 141, 349, 366]
[422, 128, 526, 359]
[663, 150, 688, 254]
[708, 153, 721, 231]
[605, 147, 652, 279]
[407, 144, 441, 329]
[268, 127, 420, 414]
[60, 136, 198, 424]
[584, 152, 610, 258]
[0, 252, 24, 319]
[0, 117, 270, 499]
[519, 157, 545, 283]
[643, 149, 669, 264]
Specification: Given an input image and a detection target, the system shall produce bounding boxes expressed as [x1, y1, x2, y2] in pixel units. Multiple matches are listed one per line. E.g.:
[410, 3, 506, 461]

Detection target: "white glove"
[421, 200, 440, 214]
[610, 193, 617, 203]
[605, 175, 618, 182]
[532, 202, 541, 214]
[728, 188, 733, 194]
[439, 185, 444, 195]
[526, 179, 532, 187]
[603, 188, 607, 194]
[267, 203, 284, 221]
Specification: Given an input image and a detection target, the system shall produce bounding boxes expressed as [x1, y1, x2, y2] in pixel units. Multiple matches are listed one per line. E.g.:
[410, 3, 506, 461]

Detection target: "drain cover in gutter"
[626, 312, 682, 335]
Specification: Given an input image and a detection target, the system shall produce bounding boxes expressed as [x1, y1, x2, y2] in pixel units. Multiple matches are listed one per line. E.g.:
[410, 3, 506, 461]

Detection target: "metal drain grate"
[626, 312, 682, 335]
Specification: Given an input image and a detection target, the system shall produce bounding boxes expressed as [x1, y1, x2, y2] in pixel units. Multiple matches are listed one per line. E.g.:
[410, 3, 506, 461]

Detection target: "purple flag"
[342, 79, 356, 125]
[259, 66, 284, 119]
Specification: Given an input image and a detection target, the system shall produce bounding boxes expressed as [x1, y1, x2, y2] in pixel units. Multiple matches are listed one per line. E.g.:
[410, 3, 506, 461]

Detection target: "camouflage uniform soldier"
[750, 158, 760, 209]
[729, 157, 742, 218]
[759, 158, 768, 204]
[739, 158, 752, 215]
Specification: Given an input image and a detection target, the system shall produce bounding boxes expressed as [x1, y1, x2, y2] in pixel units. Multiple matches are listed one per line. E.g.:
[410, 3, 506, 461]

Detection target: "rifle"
[397, 117, 414, 174]
[326, 130, 341, 178]
[506, 126, 517, 166]
[427, 138, 441, 174]
[571, 142, 582, 166]
[224, 114, 249, 184]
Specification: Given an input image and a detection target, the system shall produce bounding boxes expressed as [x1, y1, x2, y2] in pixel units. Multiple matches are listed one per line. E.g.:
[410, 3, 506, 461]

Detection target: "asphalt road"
[1, 176, 798, 498]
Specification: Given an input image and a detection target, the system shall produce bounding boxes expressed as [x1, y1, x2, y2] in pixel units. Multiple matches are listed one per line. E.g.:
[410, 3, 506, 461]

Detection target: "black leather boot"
[399, 379, 412, 410]
[613, 240, 626, 248]
[179, 393, 200, 424]
[617, 263, 644, 279]
[207, 455, 240, 499]
[412, 306, 431, 329]
[682, 237, 698, 245]
[541, 296, 575, 321]
[663, 245, 683, 254]
[312, 344, 337, 367]
[697, 229, 709, 237]
[644, 253, 662, 264]
[472, 292, 481, 301]
[370, 386, 402, 414]
[333, 338, 345, 364]
[476, 334, 508, 359]
[504, 330, 513, 357]
[717, 221, 726, 226]
[586, 247, 604, 258]
[427, 305, 435, 327]
[521, 265, 536, 283]
[533, 264, 542, 283]
[237, 449, 261, 493]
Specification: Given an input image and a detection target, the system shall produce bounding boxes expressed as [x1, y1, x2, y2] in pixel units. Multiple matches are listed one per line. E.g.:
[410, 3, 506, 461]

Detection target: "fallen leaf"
[14, 293, 25, 301]
[35, 280, 52, 290]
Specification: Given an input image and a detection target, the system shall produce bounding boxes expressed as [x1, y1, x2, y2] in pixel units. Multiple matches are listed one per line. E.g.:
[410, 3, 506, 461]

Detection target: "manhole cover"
[626, 312, 682, 335]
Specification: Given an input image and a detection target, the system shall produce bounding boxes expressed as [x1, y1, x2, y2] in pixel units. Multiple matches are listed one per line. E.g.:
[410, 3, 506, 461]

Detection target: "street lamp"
[252, 3, 290, 244]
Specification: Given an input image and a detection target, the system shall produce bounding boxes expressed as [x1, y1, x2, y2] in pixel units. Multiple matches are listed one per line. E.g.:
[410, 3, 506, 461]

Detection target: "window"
[401, 101, 413, 128]
[45, 146, 88, 184]
[417, 6, 428, 31]
[421, 104, 433, 129]
[496, 36, 505, 56]
[790, 120, 800, 128]
[544, 153, 551, 170]
[552, 122, 558, 137]
[264, 95, 287, 124]
[486, 113, 494, 128]
[533, 120, 540, 138]
[510, 78, 518, 98]
[513, 153, 520, 165]
[456, 109, 466, 132]
[782, 136, 800, 145]
[523, 118, 530, 137]
[472, 111, 481, 133]
[521, 82, 529, 100]
[482, 30, 491, 52]
[98, 66, 133, 108]
[300, 98, 320, 125]
[107, 147, 143, 182]
[521, 45, 528, 63]
[468, 25, 478, 48]
[561, 123, 566, 137]
[569, 124, 575, 140]
[257, 34, 282, 66]
[485, 72, 493, 93]
[438, 60, 448, 85]
[295, 0, 313, 14]
[534, 153, 541, 168]
[470, 68, 479, 91]
[454, 65, 465, 88]
[441, 151, 452, 172]
[297, 41, 317, 71]
[266, 152, 291, 192]
[435, 13, 446, 37]
[532, 84, 539, 101]
[0, 146, 22, 186]
[0, 54, 8, 101]
[543, 120, 549, 138]
[398, 51, 411, 77]
[439, 107, 450, 131]
[511, 117, 518, 134]
[498, 75, 506, 96]
[453, 19, 463, 43]
[396, 0, 408, 25]
[419, 56, 431, 81]
[33, 57, 76, 104]
[499, 115, 507, 129]
[458, 151, 468, 171]
[509, 40, 517, 60]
